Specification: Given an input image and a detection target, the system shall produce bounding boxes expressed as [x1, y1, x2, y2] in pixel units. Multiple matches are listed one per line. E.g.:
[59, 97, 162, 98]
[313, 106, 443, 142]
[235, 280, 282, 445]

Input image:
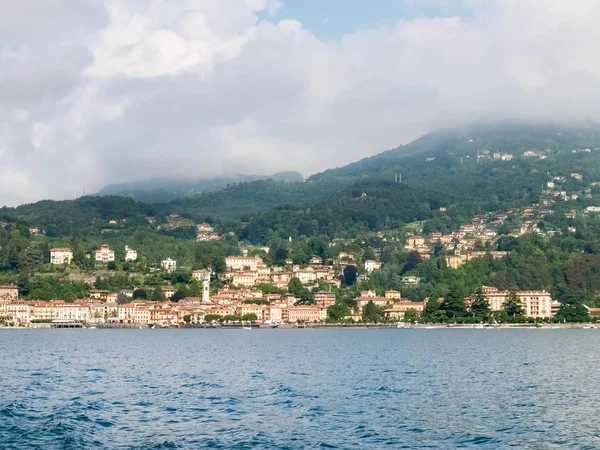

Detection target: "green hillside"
[235, 123, 600, 243]
[5, 122, 600, 240]
[2, 122, 600, 319]
[310, 122, 600, 182]
[97, 171, 304, 204]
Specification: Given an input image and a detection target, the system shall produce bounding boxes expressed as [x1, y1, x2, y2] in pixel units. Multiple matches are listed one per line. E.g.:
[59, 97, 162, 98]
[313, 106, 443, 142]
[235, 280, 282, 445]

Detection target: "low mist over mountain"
[6, 121, 600, 236]
[310, 122, 600, 182]
[97, 171, 304, 204]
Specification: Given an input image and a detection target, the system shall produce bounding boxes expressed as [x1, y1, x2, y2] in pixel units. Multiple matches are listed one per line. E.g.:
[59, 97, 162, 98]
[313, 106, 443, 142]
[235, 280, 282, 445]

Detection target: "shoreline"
[5, 323, 597, 330]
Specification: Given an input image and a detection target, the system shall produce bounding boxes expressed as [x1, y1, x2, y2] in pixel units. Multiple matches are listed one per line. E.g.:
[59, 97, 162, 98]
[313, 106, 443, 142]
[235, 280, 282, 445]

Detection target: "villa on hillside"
[95, 244, 115, 263]
[50, 248, 73, 265]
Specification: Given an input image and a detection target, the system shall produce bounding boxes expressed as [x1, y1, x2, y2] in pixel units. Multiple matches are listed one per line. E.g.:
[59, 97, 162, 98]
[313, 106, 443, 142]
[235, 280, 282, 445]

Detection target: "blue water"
[1, 329, 599, 449]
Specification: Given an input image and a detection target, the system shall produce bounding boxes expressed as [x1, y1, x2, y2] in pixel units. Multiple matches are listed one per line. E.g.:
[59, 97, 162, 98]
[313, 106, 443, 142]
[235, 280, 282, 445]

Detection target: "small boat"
[242, 327, 252, 330]
[396, 322, 406, 328]
[89, 326, 97, 329]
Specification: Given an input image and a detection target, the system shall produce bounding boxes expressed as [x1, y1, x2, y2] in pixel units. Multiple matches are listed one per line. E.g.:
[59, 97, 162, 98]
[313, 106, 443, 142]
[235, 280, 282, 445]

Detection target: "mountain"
[5, 122, 600, 240]
[0, 196, 152, 237]
[97, 171, 304, 204]
[310, 122, 600, 182]
[233, 122, 600, 242]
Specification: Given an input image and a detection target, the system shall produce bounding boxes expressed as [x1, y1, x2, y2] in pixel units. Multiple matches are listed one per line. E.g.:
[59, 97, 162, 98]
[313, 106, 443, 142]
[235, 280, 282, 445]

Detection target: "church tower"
[202, 270, 210, 303]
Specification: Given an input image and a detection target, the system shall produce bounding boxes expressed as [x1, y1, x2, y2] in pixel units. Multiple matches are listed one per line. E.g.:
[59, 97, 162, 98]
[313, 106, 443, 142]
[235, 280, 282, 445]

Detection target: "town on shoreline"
[3, 164, 600, 329]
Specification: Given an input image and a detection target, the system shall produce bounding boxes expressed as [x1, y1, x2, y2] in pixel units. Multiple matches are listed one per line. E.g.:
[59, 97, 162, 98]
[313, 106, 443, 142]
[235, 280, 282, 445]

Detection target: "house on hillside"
[50, 248, 73, 265]
[161, 258, 177, 272]
[364, 260, 382, 273]
[95, 244, 115, 263]
[125, 246, 138, 262]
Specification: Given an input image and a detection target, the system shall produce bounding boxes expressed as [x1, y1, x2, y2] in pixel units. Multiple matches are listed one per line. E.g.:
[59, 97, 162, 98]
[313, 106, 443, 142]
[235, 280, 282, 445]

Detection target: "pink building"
[287, 306, 326, 323]
[314, 292, 336, 308]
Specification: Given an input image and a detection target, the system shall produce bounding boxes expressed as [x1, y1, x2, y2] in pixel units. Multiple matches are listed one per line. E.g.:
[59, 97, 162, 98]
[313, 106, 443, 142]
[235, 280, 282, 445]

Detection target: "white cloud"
[2, 0, 600, 206]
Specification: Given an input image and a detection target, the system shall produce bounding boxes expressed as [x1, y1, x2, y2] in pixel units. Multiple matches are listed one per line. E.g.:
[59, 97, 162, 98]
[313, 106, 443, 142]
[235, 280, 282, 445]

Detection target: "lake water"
[1, 328, 599, 449]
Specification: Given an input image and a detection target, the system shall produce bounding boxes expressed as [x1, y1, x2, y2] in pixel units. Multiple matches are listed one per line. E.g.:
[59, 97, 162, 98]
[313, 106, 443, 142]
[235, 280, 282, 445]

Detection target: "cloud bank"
[2, 0, 600, 205]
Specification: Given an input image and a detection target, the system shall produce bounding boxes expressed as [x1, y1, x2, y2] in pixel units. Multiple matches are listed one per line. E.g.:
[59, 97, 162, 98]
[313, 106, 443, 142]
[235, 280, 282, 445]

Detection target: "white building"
[364, 260, 382, 273]
[402, 276, 421, 285]
[295, 268, 317, 285]
[95, 244, 115, 263]
[225, 256, 262, 271]
[50, 248, 73, 265]
[125, 246, 138, 262]
[161, 258, 177, 272]
[196, 223, 220, 241]
[192, 270, 211, 303]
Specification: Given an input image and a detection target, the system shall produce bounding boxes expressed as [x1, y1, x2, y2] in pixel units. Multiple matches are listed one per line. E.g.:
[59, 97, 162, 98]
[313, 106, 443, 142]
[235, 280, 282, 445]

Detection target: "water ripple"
[0, 329, 599, 448]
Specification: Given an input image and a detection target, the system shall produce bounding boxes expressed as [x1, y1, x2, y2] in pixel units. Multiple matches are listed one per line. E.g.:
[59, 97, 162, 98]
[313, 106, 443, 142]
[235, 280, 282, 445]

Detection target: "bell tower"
[202, 270, 210, 303]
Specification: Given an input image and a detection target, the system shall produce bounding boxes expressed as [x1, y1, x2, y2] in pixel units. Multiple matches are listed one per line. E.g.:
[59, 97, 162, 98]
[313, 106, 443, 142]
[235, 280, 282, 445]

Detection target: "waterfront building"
[480, 286, 554, 318]
[287, 306, 327, 323]
[383, 301, 425, 320]
[355, 296, 393, 312]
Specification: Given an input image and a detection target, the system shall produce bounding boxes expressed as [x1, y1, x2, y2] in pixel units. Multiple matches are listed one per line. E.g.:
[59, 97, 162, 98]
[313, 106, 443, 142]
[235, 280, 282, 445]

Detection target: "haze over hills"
[97, 171, 304, 204]
[309, 122, 600, 182]
[4, 121, 600, 240]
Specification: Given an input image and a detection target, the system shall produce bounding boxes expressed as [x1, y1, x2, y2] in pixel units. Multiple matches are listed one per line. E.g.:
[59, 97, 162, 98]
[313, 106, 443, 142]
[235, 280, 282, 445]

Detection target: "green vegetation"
[362, 301, 384, 323]
[1, 123, 600, 324]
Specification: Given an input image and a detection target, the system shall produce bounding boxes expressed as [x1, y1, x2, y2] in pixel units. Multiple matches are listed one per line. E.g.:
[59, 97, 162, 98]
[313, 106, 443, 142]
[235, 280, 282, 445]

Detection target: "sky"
[2, 0, 600, 206]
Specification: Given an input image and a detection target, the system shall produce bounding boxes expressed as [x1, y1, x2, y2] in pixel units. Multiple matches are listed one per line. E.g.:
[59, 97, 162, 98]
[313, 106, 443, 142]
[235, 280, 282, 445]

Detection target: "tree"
[423, 297, 442, 322]
[287, 277, 312, 304]
[287, 277, 304, 295]
[403, 308, 418, 323]
[133, 288, 147, 299]
[107, 261, 117, 271]
[169, 269, 192, 284]
[327, 303, 350, 321]
[150, 288, 166, 301]
[242, 313, 258, 321]
[362, 300, 384, 323]
[555, 289, 590, 323]
[117, 292, 130, 305]
[257, 283, 281, 295]
[503, 290, 524, 317]
[470, 287, 490, 320]
[171, 290, 186, 303]
[441, 285, 467, 319]
[402, 251, 422, 274]
[343, 265, 357, 286]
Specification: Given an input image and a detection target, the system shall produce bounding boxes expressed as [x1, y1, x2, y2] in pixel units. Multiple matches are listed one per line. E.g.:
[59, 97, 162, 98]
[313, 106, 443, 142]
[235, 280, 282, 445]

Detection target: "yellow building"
[480, 286, 554, 318]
